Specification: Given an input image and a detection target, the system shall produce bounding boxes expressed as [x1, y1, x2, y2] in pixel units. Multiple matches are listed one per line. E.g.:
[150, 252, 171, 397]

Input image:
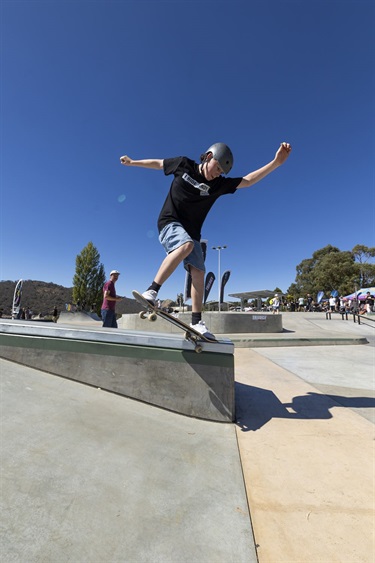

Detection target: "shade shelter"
[228, 290, 277, 311]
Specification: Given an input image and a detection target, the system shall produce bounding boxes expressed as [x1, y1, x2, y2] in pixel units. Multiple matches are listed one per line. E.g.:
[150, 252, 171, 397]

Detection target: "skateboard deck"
[132, 290, 216, 353]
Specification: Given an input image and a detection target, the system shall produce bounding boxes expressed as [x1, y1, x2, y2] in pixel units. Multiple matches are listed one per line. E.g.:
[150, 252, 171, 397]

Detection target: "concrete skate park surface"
[1, 313, 374, 562]
[121, 309, 369, 346]
[58, 309, 102, 325]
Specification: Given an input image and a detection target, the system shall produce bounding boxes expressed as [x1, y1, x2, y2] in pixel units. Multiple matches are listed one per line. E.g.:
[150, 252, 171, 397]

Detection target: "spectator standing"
[298, 296, 305, 311]
[365, 292, 374, 313]
[101, 270, 123, 328]
[272, 294, 280, 314]
[329, 296, 336, 312]
[52, 306, 59, 323]
[339, 296, 346, 313]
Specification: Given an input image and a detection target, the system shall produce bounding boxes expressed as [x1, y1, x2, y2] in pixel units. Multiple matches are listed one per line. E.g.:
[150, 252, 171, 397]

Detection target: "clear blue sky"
[1, 0, 374, 302]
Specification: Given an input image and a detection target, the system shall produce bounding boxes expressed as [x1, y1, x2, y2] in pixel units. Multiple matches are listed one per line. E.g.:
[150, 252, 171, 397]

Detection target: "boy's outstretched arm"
[120, 155, 164, 170]
[237, 142, 292, 189]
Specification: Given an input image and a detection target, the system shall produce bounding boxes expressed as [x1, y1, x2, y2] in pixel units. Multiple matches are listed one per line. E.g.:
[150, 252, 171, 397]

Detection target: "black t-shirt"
[157, 156, 242, 241]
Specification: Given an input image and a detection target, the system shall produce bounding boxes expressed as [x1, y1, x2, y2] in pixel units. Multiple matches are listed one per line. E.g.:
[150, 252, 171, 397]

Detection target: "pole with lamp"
[212, 245, 227, 312]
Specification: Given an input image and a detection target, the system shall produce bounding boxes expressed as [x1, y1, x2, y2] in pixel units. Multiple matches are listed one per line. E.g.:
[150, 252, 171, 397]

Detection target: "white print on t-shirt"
[182, 173, 210, 196]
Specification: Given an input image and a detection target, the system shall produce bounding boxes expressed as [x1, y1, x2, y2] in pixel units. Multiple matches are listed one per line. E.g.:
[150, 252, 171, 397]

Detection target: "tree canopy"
[72, 242, 106, 313]
[287, 244, 375, 299]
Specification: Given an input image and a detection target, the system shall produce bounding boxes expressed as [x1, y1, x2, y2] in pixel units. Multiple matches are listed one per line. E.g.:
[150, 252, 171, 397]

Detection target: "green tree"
[312, 250, 356, 295]
[288, 244, 375, 299]
[72, 242, 106, 314]
[352, 245, 375, 287]
[288, 244, 357, 298]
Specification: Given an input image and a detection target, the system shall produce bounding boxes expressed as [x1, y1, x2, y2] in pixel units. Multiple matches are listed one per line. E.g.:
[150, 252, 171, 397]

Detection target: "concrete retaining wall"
[0, 321, 235, 422]
[119, 311, 283, 333]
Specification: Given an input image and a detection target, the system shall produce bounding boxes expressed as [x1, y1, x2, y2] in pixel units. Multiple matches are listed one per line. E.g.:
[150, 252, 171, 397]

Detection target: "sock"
[191, 312, 202, 325]
[147, 281, 161, 293]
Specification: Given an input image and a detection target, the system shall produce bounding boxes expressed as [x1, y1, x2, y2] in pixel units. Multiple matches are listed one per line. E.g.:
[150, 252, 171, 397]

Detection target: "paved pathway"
[1, 312, 374, 562]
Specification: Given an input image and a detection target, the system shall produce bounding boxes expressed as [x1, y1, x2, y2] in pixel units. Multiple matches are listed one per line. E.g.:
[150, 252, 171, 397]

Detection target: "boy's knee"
[182, 241, 194, 255]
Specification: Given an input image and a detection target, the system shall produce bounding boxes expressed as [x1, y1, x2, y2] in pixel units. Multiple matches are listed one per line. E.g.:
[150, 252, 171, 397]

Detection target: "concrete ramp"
[58, 310, 101, 325]
[0, 320, 235, 422]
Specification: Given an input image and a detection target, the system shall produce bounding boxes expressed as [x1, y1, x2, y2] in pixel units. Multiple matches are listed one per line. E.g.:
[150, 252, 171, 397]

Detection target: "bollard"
[326, 311, 331, 320]
[353, 312, 361, 324]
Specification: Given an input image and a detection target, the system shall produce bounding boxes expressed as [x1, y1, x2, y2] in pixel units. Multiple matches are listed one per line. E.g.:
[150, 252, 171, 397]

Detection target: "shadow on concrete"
[235, 382, 375, 431]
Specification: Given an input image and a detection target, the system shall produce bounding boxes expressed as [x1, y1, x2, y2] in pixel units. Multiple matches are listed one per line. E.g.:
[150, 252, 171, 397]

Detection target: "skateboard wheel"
[148, 313, 157, 321]
[139, 311, 147, 320]
[185, 332, 203, 353]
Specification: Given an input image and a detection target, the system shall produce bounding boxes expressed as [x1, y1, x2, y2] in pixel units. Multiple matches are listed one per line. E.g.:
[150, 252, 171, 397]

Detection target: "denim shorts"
[158, 222, 206, 273]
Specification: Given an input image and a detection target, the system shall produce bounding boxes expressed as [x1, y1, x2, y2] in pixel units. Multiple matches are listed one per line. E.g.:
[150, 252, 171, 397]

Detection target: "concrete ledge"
[119, 311, 283, 333]
[0, 321, 235, 422]
[225, 335, 369, 347]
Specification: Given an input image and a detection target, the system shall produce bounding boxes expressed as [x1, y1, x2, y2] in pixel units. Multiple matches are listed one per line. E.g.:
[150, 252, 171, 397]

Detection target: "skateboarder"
[120, 141, 292, 339]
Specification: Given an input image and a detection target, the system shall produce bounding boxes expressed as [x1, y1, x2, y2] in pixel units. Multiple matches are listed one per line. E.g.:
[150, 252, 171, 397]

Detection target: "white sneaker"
[190, 320, 216, 341]
[142, 289, 158, 306]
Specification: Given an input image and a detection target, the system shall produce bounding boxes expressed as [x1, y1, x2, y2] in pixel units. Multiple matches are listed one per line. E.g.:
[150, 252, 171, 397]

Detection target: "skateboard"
[132, 290, 216, 353]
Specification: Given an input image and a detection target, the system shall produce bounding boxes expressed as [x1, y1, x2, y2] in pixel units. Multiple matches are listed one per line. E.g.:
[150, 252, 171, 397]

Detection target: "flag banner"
[204, 272, 215, 304]
[184, 239, 208, 302]
[12, 279, 23, 318]
[220, 270, 231, 303]
[317, 291, 324, 304]
[331, 290, 338, 297]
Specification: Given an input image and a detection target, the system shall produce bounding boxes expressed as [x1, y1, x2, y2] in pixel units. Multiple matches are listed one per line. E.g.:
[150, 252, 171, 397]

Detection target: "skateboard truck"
[132, 290, 212, 353]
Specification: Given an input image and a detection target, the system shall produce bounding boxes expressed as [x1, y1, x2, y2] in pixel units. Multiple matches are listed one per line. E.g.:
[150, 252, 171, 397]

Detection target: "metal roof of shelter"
[228, 290, 277, 300]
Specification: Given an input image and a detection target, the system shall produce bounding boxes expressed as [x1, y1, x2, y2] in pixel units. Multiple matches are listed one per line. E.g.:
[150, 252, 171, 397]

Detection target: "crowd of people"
[15, 306, 33, 320]
[267, 292, 375, 315]
[12, 306, 59, 321]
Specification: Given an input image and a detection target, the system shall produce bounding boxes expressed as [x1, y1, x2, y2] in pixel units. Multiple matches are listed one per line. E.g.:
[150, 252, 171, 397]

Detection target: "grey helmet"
[204, 142, 233, 174]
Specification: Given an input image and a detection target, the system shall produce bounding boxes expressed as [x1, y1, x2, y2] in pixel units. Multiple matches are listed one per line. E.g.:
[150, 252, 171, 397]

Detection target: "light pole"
[212, 245, 227, 312]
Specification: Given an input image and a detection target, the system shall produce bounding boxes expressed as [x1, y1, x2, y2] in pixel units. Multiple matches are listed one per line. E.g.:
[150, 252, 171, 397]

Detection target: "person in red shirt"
[101, 270, 123, 328]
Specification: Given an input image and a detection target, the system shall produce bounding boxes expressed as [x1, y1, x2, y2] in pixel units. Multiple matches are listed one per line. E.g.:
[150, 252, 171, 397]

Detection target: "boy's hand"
[120, 155, 132, 165]
[275, 142, 292, 165]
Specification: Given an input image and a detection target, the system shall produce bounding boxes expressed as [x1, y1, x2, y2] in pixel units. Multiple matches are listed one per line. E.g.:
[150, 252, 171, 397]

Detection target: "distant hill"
[0, 280, 145, 317]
